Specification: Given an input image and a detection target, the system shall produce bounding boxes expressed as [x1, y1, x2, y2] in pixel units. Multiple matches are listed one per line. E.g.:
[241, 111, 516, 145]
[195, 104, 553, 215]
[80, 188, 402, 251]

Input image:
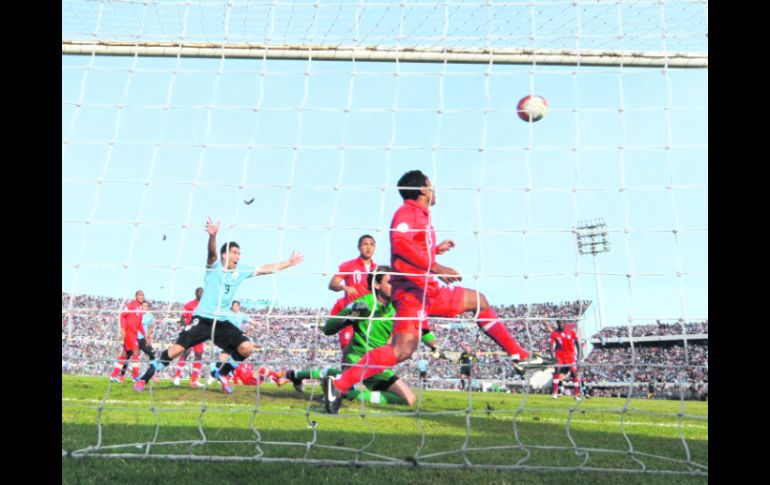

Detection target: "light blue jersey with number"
[194, 259, 255, 320]
[138, 312, 154, 340]
[417, 359, 428, 372]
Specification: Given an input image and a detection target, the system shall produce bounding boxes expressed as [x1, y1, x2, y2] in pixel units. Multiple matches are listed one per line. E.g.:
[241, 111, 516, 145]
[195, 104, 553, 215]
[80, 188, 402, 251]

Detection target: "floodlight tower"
[576, 219, 611, 333]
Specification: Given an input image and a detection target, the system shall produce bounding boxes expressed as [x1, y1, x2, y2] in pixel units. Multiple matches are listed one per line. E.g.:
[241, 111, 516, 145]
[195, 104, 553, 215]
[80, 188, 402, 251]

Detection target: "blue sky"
[62, 1, 707, 340]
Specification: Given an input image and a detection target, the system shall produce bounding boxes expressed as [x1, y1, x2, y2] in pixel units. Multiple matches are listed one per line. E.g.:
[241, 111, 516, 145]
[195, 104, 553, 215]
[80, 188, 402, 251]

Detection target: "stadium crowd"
[591, 321, 708, 339]
[62, 293, 707, 398]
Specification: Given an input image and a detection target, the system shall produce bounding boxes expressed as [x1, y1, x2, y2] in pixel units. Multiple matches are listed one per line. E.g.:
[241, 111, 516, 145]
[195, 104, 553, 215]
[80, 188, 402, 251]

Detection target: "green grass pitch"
[62, 375, 707, 484]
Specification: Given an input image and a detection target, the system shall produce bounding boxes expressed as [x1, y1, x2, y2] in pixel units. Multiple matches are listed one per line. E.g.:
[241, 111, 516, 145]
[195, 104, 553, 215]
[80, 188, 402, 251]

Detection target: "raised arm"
[205, 217, 220, 267]
[253, 251, 304, 276]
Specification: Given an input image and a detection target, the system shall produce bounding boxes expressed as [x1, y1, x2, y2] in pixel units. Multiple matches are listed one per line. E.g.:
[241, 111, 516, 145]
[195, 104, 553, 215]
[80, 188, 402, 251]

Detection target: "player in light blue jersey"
[137, 302, 156, 358]
[135, 216, 304, 394]
[417, 358, 429, 385]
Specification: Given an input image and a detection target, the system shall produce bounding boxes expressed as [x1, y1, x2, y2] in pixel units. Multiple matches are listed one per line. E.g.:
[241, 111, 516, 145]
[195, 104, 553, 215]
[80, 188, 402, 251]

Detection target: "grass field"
[62, 375, 707, 484]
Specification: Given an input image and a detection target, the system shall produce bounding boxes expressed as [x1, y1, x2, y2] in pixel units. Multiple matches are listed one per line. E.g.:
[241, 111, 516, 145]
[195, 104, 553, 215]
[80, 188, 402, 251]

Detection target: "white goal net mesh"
[62, 0, 707, 476]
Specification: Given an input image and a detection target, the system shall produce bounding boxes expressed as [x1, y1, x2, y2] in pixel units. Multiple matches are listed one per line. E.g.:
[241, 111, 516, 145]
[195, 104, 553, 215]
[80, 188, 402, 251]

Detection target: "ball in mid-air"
[516, 95, 548, 122]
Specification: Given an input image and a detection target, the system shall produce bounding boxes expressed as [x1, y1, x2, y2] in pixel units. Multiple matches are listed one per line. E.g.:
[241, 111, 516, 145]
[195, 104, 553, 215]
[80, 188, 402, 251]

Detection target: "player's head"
[194, 287, 203, 300]
[231, 300, 241, 312]
[135, 290, 145, 303]
[357, 234, 376, 259]
[398, 170, 435, 206]
[464, 345, 471, 353]
[220, 241, 241, 269]
[368, 265, 393, 302]
[141, 301, 150, 310]
[556, 320, 565, 330]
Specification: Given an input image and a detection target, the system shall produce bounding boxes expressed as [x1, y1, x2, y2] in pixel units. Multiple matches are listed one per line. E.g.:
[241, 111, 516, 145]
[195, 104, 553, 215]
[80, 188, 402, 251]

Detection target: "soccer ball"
[516, 95, 548, 122]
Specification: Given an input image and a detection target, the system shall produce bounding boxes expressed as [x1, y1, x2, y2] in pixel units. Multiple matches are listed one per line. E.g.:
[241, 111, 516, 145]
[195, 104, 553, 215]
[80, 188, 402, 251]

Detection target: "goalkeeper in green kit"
[284, 265, 445, 407]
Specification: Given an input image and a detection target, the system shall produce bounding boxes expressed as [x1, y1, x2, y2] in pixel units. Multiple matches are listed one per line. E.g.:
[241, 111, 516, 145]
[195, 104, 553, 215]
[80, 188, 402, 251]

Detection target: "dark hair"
[397, 170, 428, 200]
[135, 290, 144, 297]
[358, 234, 375, 247]
[231, 300, 241, 308]
[367, 265, 391, 289]
[220, 241, 240, 255]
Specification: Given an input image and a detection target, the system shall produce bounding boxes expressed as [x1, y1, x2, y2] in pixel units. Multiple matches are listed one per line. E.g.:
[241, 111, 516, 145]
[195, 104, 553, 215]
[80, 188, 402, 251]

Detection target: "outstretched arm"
[205, 217, 220, 267]
[253, 251, 304, 276]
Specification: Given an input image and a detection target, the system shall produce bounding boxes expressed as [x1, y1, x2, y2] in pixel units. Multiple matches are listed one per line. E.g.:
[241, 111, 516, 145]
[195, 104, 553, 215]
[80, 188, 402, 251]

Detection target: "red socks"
[477, 308, 528, 360]
[333, 346, 398, 393]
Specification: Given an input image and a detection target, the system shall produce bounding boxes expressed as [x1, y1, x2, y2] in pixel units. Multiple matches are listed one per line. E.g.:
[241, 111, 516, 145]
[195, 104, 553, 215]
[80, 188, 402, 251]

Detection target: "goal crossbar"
[62, 40, 707, 68]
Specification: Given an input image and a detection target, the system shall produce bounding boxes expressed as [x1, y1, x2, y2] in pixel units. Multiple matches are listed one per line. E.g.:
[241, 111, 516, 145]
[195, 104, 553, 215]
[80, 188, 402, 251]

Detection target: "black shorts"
[460, 365, 473, 377]
[370, 374, 400, 392]
[555, 364, 577, 376]
[419, 370, 427, 379]
[138, 338, 155, 357]
[176, 316, 250, 355]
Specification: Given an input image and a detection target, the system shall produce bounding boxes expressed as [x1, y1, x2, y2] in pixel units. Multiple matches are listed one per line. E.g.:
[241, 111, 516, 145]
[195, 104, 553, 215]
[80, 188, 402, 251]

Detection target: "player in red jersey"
[174, 287, 207, 388]
[550, 320, 582, 400]
[232, 362, 289, 387]
[323, 170, 543, 412]
[328, 235, 376, 358]
[109, 290, 146, 382]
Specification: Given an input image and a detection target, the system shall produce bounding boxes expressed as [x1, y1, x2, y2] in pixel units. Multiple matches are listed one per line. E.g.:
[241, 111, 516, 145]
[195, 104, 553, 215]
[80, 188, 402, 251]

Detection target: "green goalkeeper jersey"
[323, 293, 435, 363]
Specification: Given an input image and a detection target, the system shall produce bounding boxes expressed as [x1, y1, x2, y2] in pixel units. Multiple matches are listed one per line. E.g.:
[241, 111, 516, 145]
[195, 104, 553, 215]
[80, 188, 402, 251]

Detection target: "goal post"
[62, 0, 708, 477]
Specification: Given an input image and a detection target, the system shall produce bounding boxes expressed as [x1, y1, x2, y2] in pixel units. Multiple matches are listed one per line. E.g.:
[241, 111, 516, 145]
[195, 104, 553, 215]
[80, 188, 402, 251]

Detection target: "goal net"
[62, 0, 707, 476]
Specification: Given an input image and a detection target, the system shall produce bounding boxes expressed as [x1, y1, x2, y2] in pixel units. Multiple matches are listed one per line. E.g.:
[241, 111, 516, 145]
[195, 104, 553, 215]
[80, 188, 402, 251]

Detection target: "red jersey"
[182, 299, 200, 325]
[334, 257, 376, 307]
[120, 300, 145, 337]
[389, 200, 437, 289]
[550, 328, 579, 359]
[234, 363, 257, 385]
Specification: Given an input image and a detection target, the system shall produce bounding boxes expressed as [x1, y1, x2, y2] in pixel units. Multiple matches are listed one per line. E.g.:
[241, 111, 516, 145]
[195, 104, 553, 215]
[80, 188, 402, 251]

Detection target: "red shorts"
[392, 282, 466, 336]
[123, 334, 139, 351]
[556, 354, 577, 369]
[556, 353, 575, 365]
[191, 342, 204, 354]
[339, 327, 354, 348]
[427, 285, 466, 318]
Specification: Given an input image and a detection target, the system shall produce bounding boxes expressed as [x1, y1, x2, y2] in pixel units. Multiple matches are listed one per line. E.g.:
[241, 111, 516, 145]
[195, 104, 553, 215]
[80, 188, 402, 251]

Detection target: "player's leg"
[285, 366, 341, 392]
[208, 352, 229, 386]
[118, 349, 132, 377]
[570, 364, 581, 400]
[190, 344, 205, 388]
[346, 374, 414, 406]
[174, 347, 192, 385]
[111, 347, 129, 381]
[211, 323, 253, 394]
[135, 318, 212, 390]
[129, 345, 141, 380]
[552, 365, 563, 398]
[139, 339, 156, 360]
[325, 330, 419, 413]
[460, 288, 532, 363]
[328, 320, 418, 395]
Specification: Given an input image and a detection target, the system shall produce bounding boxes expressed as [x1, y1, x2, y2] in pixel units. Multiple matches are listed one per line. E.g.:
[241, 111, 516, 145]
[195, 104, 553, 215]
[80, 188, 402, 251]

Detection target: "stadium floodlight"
[576, 219, 611, 331]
